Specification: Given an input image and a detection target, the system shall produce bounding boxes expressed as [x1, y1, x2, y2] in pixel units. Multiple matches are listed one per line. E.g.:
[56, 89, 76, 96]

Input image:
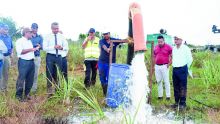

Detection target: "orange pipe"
[129, 3, 146, 52]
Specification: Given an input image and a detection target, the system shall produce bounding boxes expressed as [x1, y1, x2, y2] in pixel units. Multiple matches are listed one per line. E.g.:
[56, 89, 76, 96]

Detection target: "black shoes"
[158, 97, 163, 100]
[166, 97, 170, 100]
[170, 103, 186, 111]
[24, 95, 32, 101]
[16, 95, 31, 102]
[91, 80, 96, 86]
[158, 97, 170, 100]
[170, 103, 178, 109]
[101, 84, 108, 97]
[179, 105, 186, 111]
[16, 96, 23, 102]
[47, 93, 53, 98]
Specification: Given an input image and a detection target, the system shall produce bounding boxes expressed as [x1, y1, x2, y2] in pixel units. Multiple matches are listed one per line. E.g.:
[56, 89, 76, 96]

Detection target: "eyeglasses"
[26, 31, 33, 33]
[174, 38, 180, 40]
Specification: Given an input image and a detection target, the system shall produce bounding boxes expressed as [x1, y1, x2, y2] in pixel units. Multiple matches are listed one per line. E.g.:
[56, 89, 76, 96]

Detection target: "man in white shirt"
[171, 36, 193, 110]
[15, 28, 40, 102]
[43, 22, 68, 97]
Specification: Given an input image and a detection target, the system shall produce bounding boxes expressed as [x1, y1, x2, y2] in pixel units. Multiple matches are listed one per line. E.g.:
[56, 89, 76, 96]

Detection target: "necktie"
[55, 34, 58, 57]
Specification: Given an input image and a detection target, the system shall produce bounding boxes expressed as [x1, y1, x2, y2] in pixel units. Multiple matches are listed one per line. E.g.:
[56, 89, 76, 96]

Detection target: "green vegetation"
[0, 41, 219, 123]
[0, 16, 22, 40]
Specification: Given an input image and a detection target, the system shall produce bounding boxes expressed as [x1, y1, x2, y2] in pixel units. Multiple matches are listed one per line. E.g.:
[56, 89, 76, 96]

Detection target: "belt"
[156, 63, 168, 66]
[173, 65, 187, 69]
[19, 58, 34, 61]
[3, 53, 11, 56]
[47, 53, 61, 56]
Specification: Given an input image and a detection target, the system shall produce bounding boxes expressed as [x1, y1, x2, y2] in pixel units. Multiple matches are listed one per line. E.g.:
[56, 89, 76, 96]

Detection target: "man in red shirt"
[153, 35, 172, 100]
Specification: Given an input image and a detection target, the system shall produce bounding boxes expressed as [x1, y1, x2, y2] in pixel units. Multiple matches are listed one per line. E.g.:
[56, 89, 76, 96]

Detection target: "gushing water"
[68, 53, 193, 124]
[124, 52, 152, 123]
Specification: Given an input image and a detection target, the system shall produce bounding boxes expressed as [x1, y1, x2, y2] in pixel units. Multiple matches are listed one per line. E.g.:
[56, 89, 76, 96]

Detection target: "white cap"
[102, 29, 110, 35]
[173, 35, 183, 40]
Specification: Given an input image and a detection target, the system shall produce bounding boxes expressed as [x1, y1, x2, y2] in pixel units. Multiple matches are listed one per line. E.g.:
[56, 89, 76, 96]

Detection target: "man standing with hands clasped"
[43, 22, 68, 98]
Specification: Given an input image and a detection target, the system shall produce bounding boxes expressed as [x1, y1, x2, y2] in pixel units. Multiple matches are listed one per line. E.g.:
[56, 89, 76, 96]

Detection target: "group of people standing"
[83, 30, 193, 110]
[153, 35, 193, 110]
[0, 22, 193, 109]
[82, 28, 129, 96]
[0, 22, 68, 102]
[0, 22, 128, 102]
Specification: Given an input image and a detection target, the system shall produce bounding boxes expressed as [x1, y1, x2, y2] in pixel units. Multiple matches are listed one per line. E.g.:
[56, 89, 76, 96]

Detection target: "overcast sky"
[0, 0, 220, 45]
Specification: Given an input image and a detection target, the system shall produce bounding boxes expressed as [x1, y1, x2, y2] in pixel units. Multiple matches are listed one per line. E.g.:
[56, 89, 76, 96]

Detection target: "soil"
[0, 56, 85, 124]
[0, 95, 73, 124]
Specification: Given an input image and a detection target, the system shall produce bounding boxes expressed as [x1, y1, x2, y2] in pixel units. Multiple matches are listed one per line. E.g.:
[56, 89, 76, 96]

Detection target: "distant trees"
[0, 16, 22, 40]
[78, 31, 102, 42]
[95, 31, 101, 38]
[78, 33, 87, 40]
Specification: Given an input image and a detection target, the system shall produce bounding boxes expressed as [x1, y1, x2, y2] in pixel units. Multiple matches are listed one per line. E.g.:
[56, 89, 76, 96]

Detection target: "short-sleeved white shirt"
[16, 37, 35, 60]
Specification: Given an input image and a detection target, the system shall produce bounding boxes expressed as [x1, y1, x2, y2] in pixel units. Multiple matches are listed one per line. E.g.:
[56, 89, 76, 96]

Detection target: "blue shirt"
[99, 37, 120, 63]
[31, 34, 43, 57]
[0, 34, 13, 56]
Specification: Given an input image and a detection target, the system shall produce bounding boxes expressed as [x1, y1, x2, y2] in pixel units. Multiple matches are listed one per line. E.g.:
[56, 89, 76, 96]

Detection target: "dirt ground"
[0, 55, 84, 124]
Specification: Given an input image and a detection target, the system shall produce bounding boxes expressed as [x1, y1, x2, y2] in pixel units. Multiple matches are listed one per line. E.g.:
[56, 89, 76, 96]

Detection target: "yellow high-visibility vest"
[84, 37, 100, 59]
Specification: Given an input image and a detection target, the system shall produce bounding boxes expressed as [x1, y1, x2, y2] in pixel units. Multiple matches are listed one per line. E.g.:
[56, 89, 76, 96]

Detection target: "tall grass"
[198, 52, 220, 90]
[54, 74, 74, 105]
[116, 44, 128, 64]
[72, 82, 104, 119]
[0, 95, 9, 117]
[202, 59, 220, 90]
[68, 42, 84, 66]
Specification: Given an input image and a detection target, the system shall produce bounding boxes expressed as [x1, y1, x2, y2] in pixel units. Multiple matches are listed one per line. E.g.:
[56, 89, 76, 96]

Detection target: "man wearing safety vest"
[82, 28, 100, 88]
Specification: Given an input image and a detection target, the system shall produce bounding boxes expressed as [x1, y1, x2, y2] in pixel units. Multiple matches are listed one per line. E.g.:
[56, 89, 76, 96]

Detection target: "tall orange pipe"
[129, 3, 146, 52]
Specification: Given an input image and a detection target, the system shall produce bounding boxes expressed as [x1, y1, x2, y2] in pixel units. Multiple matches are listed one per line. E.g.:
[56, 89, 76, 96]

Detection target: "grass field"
[0, 41, 219, 123]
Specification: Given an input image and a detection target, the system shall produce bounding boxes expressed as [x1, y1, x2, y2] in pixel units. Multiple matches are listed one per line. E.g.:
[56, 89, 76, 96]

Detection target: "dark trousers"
[46, 53, 62, 93]
[16, 59, 35, 98]
[84, 60, 98, 87]
[62, 57, 68, 83]
[172, 65, 188, 106]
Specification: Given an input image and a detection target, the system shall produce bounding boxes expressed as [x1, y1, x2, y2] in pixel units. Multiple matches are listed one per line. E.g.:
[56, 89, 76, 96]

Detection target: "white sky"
[0, 0, 220, 45]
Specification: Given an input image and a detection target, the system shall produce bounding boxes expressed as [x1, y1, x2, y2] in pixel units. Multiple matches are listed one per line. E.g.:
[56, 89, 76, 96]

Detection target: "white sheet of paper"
[188, 69, 193, 78]
[0, 40, 8, 53]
